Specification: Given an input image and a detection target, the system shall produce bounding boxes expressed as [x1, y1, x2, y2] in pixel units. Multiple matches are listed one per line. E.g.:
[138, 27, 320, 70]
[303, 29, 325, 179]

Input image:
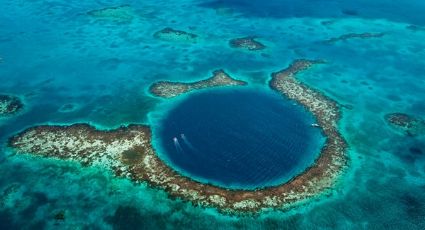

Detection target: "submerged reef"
[58, 103, 80, 113]
[9, 59, 348, 213]
[229, 37, 266, 51]
[0, 95, 24, 116]
[406, 24, 425, 32]
[0, 183, 21, 209]
[324, 32, 385, 44]
[385, 113, 425, 136]
[153, 28, 198, 43]
[86, 5, 136, 22]
[149, 70, 247, 98]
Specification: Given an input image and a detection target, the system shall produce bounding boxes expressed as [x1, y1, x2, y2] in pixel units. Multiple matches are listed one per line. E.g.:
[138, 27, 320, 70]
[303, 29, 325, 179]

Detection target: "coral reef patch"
[86, 5, 136, 22]
[58, 103, 80, 113]
[385, 113, 425, 136]
[149, 70, 247, 98]
[324, 32, 384, 44]
[153, 28, 198, 43]
[0, 95, 24, 117]
[229, 37, 266, 51]
[9, 124, 151, 171]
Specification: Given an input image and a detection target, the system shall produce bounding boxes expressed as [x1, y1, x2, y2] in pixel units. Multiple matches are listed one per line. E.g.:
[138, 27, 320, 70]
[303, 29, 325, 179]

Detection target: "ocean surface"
[0, 0, 425, 229]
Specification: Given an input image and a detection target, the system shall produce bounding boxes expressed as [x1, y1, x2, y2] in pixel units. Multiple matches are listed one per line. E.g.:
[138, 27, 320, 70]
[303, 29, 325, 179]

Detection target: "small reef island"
[149, 70, 247, 98]
[229, 37, 266, 51]
[8, 60, 348, 213]
[0, 94, 24, 117]
[153, 28, 198, 43]
[385, 113, 425, 136]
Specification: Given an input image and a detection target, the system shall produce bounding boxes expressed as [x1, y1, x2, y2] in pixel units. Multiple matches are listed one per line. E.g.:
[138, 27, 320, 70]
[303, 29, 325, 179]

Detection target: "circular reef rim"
[9, 59, 348, 213]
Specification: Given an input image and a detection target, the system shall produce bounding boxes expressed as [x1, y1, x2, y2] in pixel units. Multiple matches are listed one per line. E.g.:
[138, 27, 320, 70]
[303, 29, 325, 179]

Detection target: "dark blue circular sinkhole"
[156, 88, 324, 190]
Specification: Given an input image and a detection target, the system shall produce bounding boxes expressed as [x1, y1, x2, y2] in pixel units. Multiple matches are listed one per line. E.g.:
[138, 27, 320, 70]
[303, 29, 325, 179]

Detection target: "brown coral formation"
[385, 113, 425, 136]
[324, 32, 384, 44]
[153, 28, 198, 43]
[229, 37, 266, 51]
[9, 60, 347, 213]
[149, 70, 247, 98]
[9, 124, 152, 171]
[0, 95, 24, 116]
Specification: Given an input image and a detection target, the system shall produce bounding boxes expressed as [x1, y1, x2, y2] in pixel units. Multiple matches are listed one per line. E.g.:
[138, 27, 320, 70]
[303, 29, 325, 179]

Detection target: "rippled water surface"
[155, 88, 324, 189]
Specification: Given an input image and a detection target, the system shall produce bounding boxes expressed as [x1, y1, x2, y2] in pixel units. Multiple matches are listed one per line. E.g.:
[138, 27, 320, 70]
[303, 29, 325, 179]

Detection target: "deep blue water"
[200, 0, 425, 25]
[156, 88, 323, 189]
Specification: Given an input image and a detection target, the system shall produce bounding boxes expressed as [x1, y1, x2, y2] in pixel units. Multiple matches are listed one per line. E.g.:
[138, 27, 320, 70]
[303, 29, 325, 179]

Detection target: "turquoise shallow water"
[1, 0, 425, 229]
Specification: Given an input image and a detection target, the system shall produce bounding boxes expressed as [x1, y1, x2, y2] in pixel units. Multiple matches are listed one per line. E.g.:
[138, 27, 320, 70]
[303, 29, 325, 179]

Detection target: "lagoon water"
[1, 0, 425, 229]
[156, 89, 323, 189]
